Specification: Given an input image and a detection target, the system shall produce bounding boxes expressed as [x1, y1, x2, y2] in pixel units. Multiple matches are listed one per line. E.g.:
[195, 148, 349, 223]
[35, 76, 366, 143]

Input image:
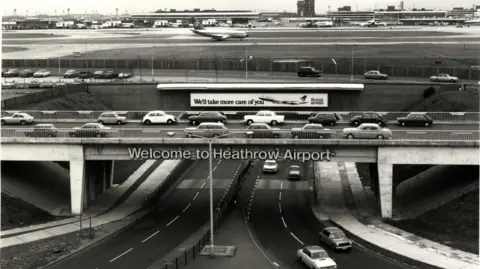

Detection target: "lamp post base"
[200, 245, 236, 257]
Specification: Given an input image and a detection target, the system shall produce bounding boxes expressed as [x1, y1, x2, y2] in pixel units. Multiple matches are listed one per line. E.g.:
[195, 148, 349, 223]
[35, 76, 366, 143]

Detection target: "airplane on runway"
[258, 95, 309, 105]
[358, 19, 387, 27]
[190, 17, 249, 41]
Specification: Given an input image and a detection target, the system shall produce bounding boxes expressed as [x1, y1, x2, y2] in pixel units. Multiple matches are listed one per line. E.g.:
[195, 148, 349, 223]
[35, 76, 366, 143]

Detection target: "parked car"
[24, 124, 58, 137]
[1, 112, 35, 125]
[188, 112, 227, 125]
[319, 227, 352, 251]
[93, 70, 106, 79]
[245, 123, 282, 138]
[288, 165, 301, 180]
[29, 80, 41, 88]
[396, 113, 433, 127]
[104, 71, 118, 79]
[97, 112, 127, 125]
[343, 123, 392, 140]
[297, 66, 322, 77]
[63, 70, 79, 78]
[69, 123, 112, 137]
[243, 110, 285, 126]
[184, 122, 229, 138]
[19, 69, 35, 77]
[296, 246, 337, 269]
[78, 71, 93, 79]
[430, 73, 458, 83]
[364, 70, 388, 79]
[142, 110, 177, 125]
[308, 112, 341, 126]
[349, 112, 386, 126]
[2, 82, 16, 89]
[33, 69, 51, 77]
[4, 69, 20, 77]
[262, 160, 278, 173]
[291, 124, 334, 139]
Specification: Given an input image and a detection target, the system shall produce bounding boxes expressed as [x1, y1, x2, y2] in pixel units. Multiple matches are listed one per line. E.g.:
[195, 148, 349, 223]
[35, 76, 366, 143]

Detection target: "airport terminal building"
[131, 10, 259, 24]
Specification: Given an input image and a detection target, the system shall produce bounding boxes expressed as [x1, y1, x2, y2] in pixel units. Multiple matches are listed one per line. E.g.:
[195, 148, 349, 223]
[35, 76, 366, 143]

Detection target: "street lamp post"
[151, 46, 155, 81]
[208, 140, 214, 255]
[351, 47, 355, 82]
[245, 47, 248, 79]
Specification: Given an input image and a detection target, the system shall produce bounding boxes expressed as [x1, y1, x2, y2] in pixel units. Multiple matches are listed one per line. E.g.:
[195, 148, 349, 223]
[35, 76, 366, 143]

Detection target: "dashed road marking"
[201, 182, 206, 188]
[182, 203, 191, 212]
[141, 230, 160, 243]
[290, 232, 304, 245]
[279, 203, 282, 213]
[279, 192, 282, 201]
[213, 166, 217, 171]
[280, 181, 283, 190]
[109, 248, 133, 263]
[281, 216, 287, 228]
[166, 216, 179, 227]
[273, 262, 279, 266]
[193, 192, 199, 200]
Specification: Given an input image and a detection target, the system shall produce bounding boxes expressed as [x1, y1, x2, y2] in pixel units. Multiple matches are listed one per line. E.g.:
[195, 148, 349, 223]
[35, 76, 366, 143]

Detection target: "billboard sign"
[190, 93, 328, 107]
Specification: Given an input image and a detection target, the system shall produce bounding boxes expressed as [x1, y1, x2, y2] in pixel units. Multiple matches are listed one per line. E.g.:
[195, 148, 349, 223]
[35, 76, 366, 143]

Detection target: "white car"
[243, 110, 285, 126]
[1, 112, 35, 125]
[142, 110, 178, 125]
[262, 160, 278, 173]
[430, 73, 458, 83]
[33, 69, 50, 77]
[297, 246, 337, 269]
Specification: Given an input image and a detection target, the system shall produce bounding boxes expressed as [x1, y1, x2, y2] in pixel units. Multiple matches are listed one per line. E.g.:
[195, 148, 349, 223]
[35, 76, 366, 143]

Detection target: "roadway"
[242, 159, 412, 269]
[46, 159, 243, 269]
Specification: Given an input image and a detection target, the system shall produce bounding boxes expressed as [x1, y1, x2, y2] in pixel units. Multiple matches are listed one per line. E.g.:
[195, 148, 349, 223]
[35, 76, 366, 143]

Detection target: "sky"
[2, 0, 478, 16]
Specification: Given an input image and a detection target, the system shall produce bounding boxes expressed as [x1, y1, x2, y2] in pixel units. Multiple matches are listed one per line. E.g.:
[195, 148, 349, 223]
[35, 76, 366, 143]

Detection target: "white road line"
[109, 248, 133, 262]
[193, 192, 199, 200]
[201, 182, 206, 188]
[280, 182, 283, 190]
[217, 160, 222, 165]
[141, 230, 160, 243]
[281, 217, 287, 228]
[273, 262, 280, 267]
[279, 204, 282, 213]
[182, 203, 191, 212]
[213, 166, 217, 171]
[452, 132, 473, 135]
[407, 132, 427, 135]
[166, 216, 179, 227]
[290, 232, 304, 245]
[279, 192, 282, 201]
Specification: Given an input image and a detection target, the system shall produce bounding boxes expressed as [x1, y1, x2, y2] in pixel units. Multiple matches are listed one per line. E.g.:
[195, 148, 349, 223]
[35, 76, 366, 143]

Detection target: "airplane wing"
[211, 34, 230, 41]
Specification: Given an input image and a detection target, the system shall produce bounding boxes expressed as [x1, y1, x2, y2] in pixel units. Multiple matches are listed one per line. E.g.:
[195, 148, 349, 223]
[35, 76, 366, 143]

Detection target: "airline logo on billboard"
[190, 93, 328, 107]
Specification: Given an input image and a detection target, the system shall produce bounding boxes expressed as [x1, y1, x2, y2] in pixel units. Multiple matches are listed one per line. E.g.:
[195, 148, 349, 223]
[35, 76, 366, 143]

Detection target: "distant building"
[400, 1, 404, 10]
[337, 6, 351, 11]
[131, 10, 258, 24]
[297, 1, 305, 16]
[304, 0, 315, 17]
[328, 10, 374, 21]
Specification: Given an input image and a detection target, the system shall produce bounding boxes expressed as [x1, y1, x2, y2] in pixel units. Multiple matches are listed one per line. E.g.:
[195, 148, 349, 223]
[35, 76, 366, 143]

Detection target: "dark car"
[78, 71, 93, 79]
[63, 70, 79, 78]
[291, 124, 334, 139]
[308, 112, 341, 126]
[4, 69, 20, 77]
[397, 113, 433, 127]
[19, 69, 35, 77]
[319, 227, 352, 251]
[68, 123, 113, 137]
[29, 80, 41, 88]
[297, 66, 321, 77]
[188, 112, 227, 125]
[349, 112, 386, 127]
[104, 71, 118, 79]
[93, 70, 106, 79]
[1, 68, 8, 76]
[24, 124, 58, 137]
[245, 123, 282, 138]
[288, 165, 301, 180]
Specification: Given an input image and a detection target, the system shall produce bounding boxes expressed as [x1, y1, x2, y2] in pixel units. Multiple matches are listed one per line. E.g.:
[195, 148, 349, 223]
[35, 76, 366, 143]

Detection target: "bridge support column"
[378, 163, 393, 219]
[84, 161, 114, 204]
[70, 160, 85, 215]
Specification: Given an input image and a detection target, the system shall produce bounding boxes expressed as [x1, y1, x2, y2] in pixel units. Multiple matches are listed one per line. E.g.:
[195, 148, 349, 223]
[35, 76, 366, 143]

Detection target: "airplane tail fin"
[191, 17, 205, 30]
[300, 95, 307, 102]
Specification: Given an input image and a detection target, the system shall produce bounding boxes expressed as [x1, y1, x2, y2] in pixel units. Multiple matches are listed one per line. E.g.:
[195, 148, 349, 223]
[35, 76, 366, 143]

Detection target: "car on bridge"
[308, 112, 341, 126]
[262, 160, 278, 173]
[364, 70, 388, 80]
[291, 123, 334, 139]
[78, 71, 93, 79]
[93, 70, 106, 79]
[1, 112, 35, 126]
[184, 122, 229, 138]
[188, 112, 227, 125]
[319, 227, 352, 251]
[343, 123, 392, 140]
[297, 66, 322, 77]
[97, 112, 127, 125]
[24, 124, 58, 137]
[296, 246, 337, 269]
[245, 123, 282, 138]
[19, 69, 35, 77]
[3, 69, 20, 77]
[288, 165, 301, 180]
[68, 123, 113, 137]
[396, 113, 433, 127]
[33, 69, 51, 77]
[1, 68, 8, 76]
[430, 73, 458, 83]
[349, 112, 386, 126]
[63, 70, 79, 78]
[142, 110, 178, 125]
[243, 110, 285, 126]
[29, 80, 41, 88]
[104, 70, 118, 79]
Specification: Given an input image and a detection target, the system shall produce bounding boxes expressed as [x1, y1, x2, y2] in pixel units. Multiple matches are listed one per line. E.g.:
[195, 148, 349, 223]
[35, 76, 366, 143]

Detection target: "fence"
[147, 160, 252, 269]
[3, 58, 479, 80]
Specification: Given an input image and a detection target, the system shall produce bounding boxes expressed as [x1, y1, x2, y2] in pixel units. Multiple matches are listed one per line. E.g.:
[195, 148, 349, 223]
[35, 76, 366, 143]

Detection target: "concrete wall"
[1, 144, 84, 161]
[378, 147, 480, 165]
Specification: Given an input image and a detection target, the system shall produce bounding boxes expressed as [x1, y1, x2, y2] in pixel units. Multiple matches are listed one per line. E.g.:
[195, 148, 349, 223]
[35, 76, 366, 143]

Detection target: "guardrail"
[2, 128, 479, 141]
[1, 111, 479, 122]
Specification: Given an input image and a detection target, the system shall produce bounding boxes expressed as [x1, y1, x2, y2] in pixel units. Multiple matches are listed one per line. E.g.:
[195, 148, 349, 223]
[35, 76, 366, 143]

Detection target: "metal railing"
[1, 110, 479, 122]
[2, 128, 479, 141]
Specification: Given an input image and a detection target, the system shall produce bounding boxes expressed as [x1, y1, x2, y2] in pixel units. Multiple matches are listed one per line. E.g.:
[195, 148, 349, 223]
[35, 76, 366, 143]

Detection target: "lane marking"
[273, 262, 279, 267]
[141, 230, 160, 243]
[406, 132, 427, 135]
[109, 248, 133, 262]
[281, 217, 287, 228]
[201, 182, 206, 188]
[217, 160, 222, 165]
[182, 203, 191, 212]
[290, 232, 304, 245]
[193, 192, 199, 200]
[280, 181, 283, 190]
[279, 192, 282, 201]
[213, 166, 217, 171]
[452, 132, 473, 135]
[166, 216, 179, 227]
[279, 203, 282, 213]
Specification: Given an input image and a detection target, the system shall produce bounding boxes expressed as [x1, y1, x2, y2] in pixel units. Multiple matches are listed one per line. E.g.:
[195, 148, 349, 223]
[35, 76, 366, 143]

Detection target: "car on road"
[430, 73, 458, 83]
[262, 160, 278, 173]
[319, 227, 352, 251]
[188, 112, 227, 125]
[1, 68, 8, 76]
[24, 124, 58, 137]
[97, 112, 127, 125]
[349, 112, 386, 126]
[297, 246, 337, 269]
[243, 110, 285, 126]
[40, 81, 54, 88]
[3, 69, 20, 77]
[142, 110, 178, 125]
[118, 73, 132, 79]
[93, 70, 106, 79]
[78, 71, 93, 79]
[63, 70, 79, 78]
[29, 80, 41, 88]
[288, 165, 301, 180]
[308, 112, 341, 126]
[291, 123, 334, 139]
[364, 70, 388, 79]
[1, 112, 35, 126]
[19, 69, 35, 77]
[343, 123, 392, 139]
[297, 66, 322, 77]
[245, 123, 282, 138]
[184, 122, 229, 138]
[69, 123, 113, 137]
[397, 113, 433, 127]
[104, 71, 118, 79]
[34, 69, 51, 77]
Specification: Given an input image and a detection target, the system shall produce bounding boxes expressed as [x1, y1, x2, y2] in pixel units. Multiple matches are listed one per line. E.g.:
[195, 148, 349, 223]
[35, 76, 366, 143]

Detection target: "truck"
[243, 110, 285, 126]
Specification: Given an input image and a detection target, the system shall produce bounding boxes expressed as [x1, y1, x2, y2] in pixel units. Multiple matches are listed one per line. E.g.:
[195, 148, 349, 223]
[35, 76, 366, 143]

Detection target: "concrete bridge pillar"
[69, 160, 86, 215]
[378, 163, 393, 219]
